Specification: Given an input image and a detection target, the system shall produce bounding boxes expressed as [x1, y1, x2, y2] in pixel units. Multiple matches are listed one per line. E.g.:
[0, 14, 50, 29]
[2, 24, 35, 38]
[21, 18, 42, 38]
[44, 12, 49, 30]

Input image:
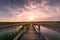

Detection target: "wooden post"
[38, 24, 40, 35]
[38, 24, 40, 30]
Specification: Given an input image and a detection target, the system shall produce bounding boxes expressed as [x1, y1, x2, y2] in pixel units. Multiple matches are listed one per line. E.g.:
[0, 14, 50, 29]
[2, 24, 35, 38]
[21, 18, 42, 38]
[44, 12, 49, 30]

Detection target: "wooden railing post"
[38, 24, 40, 36]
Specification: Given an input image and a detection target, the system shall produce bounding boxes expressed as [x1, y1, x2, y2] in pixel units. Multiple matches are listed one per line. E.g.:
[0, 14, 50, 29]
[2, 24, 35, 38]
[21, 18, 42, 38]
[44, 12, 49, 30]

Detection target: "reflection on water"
[40, 26, 60, 40]
[0, 25, 22, 35]
[40, 26, 60, 35]
[35, 25, 60, 39]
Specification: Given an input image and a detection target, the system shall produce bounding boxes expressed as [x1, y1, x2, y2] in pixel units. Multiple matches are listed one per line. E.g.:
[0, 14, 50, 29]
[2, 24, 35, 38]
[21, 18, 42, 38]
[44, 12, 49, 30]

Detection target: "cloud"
[17, 0, 60, 21]
[0, 0, 60, 22]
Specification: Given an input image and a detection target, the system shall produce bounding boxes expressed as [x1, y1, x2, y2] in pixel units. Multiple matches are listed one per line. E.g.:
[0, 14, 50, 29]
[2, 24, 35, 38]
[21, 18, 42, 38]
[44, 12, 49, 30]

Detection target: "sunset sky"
[0, 0, 60, 22]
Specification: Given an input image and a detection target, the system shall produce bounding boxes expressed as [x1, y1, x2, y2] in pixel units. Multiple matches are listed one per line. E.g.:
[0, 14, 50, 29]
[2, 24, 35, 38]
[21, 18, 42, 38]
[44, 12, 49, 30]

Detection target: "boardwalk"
[20, 23, 40, 40]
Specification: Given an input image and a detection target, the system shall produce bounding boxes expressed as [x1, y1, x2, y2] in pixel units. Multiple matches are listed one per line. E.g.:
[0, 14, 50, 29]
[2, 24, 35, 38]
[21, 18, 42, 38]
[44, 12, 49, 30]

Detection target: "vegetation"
[0, 21, 59, 25]
[0, 23, 29, 40]
[0, 22, 21, 25]
[0, 27, 23, 40]
[47, 22, 60, 25]
[0, 32, 18, 40]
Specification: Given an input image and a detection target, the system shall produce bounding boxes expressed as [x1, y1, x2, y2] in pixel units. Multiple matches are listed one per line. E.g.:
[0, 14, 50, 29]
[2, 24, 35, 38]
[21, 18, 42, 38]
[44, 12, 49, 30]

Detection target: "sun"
[28, 16, 34, 21]
[29, 16, 34, 21]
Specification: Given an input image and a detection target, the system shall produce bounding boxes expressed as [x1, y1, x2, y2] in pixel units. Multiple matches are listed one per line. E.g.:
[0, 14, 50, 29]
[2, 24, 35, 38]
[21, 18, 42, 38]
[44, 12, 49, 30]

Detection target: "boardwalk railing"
[13, 30, 24, 40]
[13, 25, 29, 40]
[33, 25, 49, 40]
[40, 32, 49, 40]
[13, 23, 49, 40]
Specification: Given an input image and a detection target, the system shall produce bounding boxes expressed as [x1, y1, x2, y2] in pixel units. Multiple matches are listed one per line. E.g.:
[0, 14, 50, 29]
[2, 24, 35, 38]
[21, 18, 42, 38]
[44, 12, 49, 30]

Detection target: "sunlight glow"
[28, 16, 34, 21]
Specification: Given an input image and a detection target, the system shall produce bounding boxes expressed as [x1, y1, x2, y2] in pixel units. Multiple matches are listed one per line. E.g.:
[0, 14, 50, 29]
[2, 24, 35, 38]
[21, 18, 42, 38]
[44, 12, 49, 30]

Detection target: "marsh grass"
[0, 32, 18, 40]
[0, 24, 29, 40]
[0, 26, 23, 40]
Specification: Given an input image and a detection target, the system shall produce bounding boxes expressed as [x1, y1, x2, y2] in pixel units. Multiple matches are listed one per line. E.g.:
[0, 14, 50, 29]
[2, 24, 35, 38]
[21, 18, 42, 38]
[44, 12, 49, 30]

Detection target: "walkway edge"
[33, 26, 49, 40]
[41, 32, 49, 40]
[13, 30, 24, 40]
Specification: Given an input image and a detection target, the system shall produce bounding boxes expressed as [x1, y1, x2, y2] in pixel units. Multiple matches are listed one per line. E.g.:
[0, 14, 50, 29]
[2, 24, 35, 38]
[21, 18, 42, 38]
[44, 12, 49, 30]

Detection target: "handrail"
[40, 32, 49, 40]
[13, 30, 24, 40]
[33, 26, 39, 33]
[33, 26, 49, 40]
[13, 26, 28, 40]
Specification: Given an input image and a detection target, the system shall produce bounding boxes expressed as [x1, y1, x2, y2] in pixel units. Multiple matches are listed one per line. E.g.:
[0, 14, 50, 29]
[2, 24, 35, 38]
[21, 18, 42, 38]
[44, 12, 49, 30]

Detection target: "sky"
[0, 0, 60, 22]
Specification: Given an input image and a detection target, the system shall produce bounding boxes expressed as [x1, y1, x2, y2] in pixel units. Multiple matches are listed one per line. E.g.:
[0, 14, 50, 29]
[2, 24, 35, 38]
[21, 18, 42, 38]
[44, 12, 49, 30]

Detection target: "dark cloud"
[0, 0, 28, 17]
[0, 0, 28, 8]
[0, 12, 13, 17]
[47, 0, 60, 6]
[29, 0, 41, 3]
